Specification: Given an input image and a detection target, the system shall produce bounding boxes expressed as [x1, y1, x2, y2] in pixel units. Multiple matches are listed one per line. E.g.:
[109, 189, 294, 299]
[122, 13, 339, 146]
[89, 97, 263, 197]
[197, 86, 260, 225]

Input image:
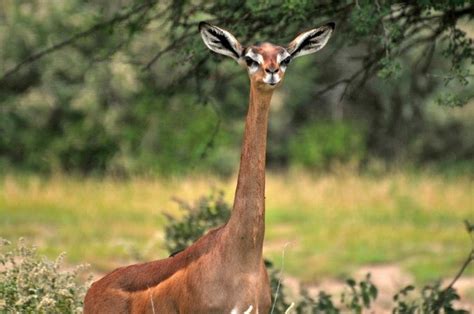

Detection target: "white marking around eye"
[245, 50, 262, 75]
[248, 64, 259, 75]
[243, 305, 254, 314]
[230, 306, 238, 314]
[246, 51, 264, 64]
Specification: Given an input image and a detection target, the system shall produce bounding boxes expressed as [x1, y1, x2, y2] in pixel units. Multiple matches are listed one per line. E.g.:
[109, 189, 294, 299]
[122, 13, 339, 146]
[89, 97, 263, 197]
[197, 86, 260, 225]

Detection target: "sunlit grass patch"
[0, 171, 472, 283]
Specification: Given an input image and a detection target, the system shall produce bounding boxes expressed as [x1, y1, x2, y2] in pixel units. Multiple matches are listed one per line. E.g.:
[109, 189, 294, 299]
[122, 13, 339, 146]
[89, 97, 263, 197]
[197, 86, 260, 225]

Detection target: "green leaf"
[346, 278, 356, 287]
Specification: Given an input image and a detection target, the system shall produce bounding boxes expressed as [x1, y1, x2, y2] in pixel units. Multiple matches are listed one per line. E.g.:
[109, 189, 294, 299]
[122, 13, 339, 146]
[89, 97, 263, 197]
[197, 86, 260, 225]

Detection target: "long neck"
[224, 84, 273, 263]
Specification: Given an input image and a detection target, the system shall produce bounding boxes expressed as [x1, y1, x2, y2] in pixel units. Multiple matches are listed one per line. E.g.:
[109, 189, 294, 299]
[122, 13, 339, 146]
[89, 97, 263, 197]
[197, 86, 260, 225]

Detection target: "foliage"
[0, 238, 88, 313]
[295, 275, 378, 313]
[164, 190, 231, 254]
[294, 276, 471, 313]
[392, 284, 468, 314]
[164, 191, 474, 313]
[0, 1, 473, 175]
[289, 121, 365, 170]
[413, 118, 474, 174]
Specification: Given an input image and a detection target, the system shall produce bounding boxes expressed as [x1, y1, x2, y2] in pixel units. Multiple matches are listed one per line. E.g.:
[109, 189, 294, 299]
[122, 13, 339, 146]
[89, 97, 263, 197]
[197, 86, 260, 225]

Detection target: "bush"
[164, 190, 231, 254]
[289, 121, 366, 170]
[0, 238, 88, 313]
[413, 119, 474, 176]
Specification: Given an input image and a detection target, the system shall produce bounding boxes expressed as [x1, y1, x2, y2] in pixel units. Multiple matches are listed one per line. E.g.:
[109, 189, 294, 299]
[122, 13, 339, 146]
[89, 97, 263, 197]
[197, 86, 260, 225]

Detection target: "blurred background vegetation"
[0, 0, 473, 306]
[0, 0, 472, 176]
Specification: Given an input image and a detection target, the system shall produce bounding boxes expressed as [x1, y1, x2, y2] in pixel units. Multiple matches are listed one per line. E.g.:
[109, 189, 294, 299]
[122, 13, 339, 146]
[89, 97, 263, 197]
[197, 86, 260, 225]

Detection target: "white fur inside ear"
[200, 23, 242, 61]
[287, 25, 334, 58]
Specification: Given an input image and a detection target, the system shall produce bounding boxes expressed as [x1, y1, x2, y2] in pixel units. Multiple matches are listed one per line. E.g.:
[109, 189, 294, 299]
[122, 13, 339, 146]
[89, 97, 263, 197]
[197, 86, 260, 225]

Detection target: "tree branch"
[0, 1, 157, 82]
[444, 248, 474, 291]
[142, 32, 196, 71]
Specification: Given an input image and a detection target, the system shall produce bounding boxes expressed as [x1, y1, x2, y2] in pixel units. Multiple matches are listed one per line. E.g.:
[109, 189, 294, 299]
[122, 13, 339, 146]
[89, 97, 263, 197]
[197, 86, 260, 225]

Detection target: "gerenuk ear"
[287, 22, 335, 59]
[199, 22, 243, 61]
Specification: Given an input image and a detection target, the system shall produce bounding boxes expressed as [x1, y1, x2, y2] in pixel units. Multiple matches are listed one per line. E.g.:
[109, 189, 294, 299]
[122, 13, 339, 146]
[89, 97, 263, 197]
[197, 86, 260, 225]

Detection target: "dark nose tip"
[265, 67, 279, 74]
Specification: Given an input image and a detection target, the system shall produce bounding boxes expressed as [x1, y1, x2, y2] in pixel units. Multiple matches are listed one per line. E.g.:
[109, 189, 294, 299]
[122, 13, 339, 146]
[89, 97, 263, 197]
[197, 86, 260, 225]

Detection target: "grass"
[0, 171, 473, 284]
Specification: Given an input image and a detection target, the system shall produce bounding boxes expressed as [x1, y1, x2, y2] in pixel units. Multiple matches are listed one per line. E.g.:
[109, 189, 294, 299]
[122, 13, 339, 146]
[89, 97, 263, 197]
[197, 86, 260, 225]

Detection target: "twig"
[313, 78, 350, 98]
[375, 0, 390, 58]
[444, 248, 474, 291]
[87, 40, 128, 68]
[419, 41, 437, 74]
[142, 32, 196, 71]
[270, 242, 292, 314]
[284, 302, 295, 314]
[198, 110, 221, 161]
[442, 222, 474, 293]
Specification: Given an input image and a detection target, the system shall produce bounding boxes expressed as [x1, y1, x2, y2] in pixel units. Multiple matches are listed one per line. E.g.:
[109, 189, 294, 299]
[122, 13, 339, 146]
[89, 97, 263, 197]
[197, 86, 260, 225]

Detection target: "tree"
[1, 1, 473, 174]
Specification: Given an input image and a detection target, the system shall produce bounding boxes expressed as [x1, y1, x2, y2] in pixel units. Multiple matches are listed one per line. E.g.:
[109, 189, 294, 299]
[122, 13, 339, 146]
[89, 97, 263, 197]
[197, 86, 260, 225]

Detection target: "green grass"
[0, 172, 473, 283]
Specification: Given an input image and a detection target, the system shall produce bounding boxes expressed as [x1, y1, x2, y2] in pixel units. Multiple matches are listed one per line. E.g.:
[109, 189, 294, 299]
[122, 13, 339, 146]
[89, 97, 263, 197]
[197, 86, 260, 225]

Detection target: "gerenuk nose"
[265, 67, 279, 74]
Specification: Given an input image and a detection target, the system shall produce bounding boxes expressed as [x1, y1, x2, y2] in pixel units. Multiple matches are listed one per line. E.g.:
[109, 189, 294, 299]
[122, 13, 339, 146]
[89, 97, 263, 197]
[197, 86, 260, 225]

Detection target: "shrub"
[164, 190, 231, 254]
[295, 275, 378, 313]
[391, 283, 468, 314]
[289, 121, 366, 170]
[0, 238, 88, 313]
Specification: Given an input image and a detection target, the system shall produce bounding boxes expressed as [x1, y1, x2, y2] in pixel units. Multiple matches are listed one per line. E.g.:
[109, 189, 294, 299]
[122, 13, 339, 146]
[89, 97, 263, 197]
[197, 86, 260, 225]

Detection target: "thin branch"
[284, 303, 295, 314]
[198, 109, 221, 161]
[141, 32, 195, 71]
[87, 40, 128, 68]
[178, 55, 210, 87]
[313, 78, 350, 98]
[441, 222, 474, 300]
[0, 1, 157, 82]
[270, 242, 292, 314]
[416, 5, 474, 21]
[375, 0, 390, 58]
[444, 248, 474, 291]
[314, 50, 381, 104]
[419, 40, 436, 74]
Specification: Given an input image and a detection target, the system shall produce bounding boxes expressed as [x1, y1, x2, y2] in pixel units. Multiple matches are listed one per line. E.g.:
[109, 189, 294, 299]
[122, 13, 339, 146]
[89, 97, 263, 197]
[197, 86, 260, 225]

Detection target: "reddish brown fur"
[84, 226, 268, 313]
[84, 21, 334, 313]
[84, 40, 286, 314]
